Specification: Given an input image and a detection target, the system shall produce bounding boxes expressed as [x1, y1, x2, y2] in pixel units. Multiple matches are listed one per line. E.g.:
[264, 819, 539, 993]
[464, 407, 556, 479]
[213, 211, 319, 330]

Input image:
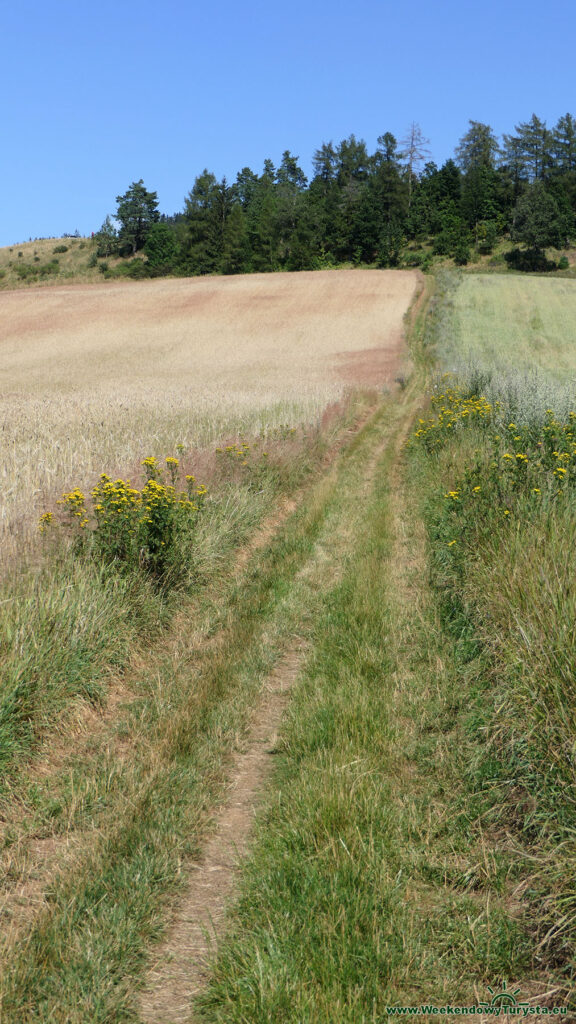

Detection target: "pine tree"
[115, 180, 160, 254]
[455, 121, 499, 172]
[552, 114, 576, 172]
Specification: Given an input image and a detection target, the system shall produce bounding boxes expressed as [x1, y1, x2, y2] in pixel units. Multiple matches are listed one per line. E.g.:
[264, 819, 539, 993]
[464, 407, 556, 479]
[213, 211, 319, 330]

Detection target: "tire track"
[135, 393, 419, 1024]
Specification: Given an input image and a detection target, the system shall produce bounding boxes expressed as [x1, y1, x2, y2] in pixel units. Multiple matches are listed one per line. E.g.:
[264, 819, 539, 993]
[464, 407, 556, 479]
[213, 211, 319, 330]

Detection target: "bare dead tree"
[400, 122, 431, 208]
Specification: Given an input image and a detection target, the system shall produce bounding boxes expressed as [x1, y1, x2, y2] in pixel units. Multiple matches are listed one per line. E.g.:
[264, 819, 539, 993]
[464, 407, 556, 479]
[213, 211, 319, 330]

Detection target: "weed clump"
[43, 457, 206, 584]
[412, 379, 576, 523]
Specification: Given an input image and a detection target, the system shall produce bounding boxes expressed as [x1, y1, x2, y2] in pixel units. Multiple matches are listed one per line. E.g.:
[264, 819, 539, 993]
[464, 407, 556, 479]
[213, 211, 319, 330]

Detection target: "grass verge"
[407, 376, 576, 1001]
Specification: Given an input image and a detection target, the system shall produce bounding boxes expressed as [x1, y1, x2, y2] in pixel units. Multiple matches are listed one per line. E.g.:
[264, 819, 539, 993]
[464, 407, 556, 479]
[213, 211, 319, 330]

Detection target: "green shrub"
[53, 244, 69, 254]
[14, 263, 32, 279]
[403, 250, 430, 269]
[504, 247, 556, 272]
[453, 240, 471, 266]
[476, 220, 499, 255]
[126, 259, 150, 279]
[39, 259, 59, 277]
[104, 259, 151, 280]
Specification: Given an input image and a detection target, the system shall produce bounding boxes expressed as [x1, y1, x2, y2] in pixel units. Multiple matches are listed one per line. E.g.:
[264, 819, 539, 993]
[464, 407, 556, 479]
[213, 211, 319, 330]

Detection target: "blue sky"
[2, 0, 575, 246]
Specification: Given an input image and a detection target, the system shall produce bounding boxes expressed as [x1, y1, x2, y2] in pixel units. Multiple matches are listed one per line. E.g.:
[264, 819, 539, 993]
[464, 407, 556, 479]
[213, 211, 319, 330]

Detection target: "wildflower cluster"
[462, 411, 576, 514]
[41, 457, 206, 578]
[214, 439, 272, 486]
[57, 488, 90, 529]
[412, 379, 495, 453]
[38, 511, 54, 533]
[215, 442, 254, 467]
[413, 383, 576, 555]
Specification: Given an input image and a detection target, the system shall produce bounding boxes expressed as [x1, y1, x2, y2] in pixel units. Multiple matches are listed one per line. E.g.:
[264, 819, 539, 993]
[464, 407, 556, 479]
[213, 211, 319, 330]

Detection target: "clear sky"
[2, 0, 575, 247]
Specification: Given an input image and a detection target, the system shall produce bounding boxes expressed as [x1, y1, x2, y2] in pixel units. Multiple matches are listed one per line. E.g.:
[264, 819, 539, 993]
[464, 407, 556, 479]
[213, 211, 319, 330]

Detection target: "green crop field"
[440, 272, 576, 378]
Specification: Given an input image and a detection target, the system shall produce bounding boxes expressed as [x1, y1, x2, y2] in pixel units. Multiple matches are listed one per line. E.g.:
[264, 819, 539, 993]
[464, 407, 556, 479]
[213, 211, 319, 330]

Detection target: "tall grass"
[410, 375, 576, 983]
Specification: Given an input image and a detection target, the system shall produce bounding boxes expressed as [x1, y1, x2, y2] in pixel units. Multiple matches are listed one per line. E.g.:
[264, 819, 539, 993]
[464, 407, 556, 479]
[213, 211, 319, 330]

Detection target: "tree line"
[96, 114, 576, 277]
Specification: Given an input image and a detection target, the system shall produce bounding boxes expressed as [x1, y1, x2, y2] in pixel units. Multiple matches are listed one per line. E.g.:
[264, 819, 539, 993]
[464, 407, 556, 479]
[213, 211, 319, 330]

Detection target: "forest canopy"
[95, 114, 576, 276]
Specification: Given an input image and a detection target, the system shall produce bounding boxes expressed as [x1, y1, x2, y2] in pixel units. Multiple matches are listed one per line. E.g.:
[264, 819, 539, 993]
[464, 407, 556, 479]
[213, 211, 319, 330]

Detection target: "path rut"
[138, 648, 304, 1023]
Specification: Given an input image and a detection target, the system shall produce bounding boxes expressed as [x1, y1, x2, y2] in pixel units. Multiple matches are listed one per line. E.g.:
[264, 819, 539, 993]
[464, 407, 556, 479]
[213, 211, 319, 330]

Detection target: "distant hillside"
[0, 236, 141, 290]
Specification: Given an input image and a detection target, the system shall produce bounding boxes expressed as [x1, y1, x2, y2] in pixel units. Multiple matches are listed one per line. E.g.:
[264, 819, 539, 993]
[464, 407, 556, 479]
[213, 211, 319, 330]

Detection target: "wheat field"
[0, 268, 418, 564]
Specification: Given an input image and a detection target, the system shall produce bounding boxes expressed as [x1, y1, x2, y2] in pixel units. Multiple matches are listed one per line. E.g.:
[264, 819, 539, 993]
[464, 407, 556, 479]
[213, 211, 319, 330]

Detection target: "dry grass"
[0, 269, 417, 567]
[0, 236, 102, 289]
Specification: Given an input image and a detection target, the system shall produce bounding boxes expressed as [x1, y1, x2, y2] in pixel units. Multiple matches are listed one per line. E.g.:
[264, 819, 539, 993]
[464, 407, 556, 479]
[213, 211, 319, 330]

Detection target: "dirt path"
[0, 391, 409, 1022]
[134, 392, 416, 1023]
[138, 648, 304, 1023]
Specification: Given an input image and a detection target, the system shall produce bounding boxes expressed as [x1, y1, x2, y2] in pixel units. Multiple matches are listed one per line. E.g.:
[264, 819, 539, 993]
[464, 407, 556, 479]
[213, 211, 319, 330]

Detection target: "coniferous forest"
[96, 114, 576, 277]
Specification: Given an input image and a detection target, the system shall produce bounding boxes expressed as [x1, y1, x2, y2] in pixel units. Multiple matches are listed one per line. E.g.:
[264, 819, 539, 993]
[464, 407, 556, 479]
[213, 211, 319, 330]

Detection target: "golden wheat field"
[0, 268, 418, 564]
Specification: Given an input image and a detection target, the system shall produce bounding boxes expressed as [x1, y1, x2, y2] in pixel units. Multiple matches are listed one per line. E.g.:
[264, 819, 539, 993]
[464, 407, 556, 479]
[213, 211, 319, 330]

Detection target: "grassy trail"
[192, 372, 569, 1020]
[3, 283, 570, 1019]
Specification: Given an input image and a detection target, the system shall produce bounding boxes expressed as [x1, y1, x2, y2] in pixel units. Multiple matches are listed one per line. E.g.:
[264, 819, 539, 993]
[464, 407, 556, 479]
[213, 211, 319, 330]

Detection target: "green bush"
[14, 264, 32, 280]
[504, 247, 556, 272]
[107, 259, 150, 280]
[39, 259, 59, 277]
[453, 240, 471, 266]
